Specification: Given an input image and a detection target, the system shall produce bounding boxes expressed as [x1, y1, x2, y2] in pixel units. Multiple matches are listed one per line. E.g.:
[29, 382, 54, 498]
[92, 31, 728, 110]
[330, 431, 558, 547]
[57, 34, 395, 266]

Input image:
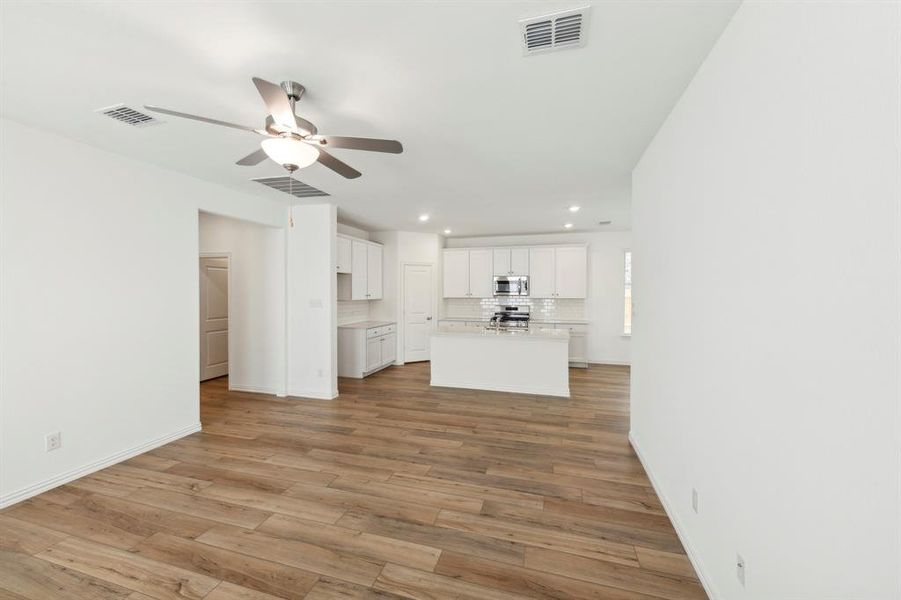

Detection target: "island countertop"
[432, 325, 569, 341]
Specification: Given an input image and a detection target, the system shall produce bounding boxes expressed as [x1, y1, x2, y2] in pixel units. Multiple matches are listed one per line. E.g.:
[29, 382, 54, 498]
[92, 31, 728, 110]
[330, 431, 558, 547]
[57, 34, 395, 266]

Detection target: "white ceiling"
[0, 1, 738, 236]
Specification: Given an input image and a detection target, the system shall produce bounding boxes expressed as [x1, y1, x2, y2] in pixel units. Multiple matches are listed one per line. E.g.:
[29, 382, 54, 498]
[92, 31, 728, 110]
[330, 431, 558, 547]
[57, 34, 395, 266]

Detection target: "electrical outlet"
[736, 553, 746, 586]
[45, 432, 61, 452]
[691, 488, 699, 513]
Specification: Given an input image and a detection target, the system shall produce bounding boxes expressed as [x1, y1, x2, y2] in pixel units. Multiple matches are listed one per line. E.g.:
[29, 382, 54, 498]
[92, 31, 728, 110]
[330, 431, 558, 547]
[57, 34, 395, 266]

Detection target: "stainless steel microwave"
[494, 276, 529, 297]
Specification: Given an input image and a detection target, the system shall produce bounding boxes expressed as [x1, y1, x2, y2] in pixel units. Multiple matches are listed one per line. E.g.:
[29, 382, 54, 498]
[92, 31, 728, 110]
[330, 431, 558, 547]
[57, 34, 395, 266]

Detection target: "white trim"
[286, 388, 339, 400]
[587, 359, 631, 366]
[430, 378, 569, 398]
[629, 432, 720, 600]
[0, 423, 201, 509]
[228, 382, 281, 395]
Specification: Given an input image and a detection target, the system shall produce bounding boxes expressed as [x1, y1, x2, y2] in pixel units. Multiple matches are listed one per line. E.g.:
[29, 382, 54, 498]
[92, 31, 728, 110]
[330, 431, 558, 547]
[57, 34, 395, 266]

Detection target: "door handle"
[426, 316, 432, 320]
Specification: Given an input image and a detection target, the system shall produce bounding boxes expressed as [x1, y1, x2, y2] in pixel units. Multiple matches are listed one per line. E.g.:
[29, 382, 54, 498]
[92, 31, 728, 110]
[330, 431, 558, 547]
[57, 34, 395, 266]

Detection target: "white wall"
[199, 212, 285, 395]
[447, 231, 631, 365]
[0, 118, 287, 507]
[630, 3, 900, 599]
[287, 204, 338, 399]
[371, 231, 443, 364]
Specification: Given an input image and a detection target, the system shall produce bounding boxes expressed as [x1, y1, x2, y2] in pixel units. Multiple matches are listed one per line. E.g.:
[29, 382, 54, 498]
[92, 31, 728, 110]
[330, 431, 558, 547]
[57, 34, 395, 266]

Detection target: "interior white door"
[404, 264, 433, 363]
[367, 244, 383, 299]
[442, 250, 470, 297]
[351, 240, 368, 300]
[529, 247, 556, 298]
[199, 256, 229, 381]
[468, 249, 494, 298]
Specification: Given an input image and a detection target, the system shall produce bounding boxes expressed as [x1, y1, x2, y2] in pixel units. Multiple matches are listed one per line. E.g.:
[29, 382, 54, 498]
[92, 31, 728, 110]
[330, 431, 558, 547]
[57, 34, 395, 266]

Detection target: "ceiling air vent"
[253, 176, 330, 199]
[520, 6, 590, 55]
[95, 104, 162, 127]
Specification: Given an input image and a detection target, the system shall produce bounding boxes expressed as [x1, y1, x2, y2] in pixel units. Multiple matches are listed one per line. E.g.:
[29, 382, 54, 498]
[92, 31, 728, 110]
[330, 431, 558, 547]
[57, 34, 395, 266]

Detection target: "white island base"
[430, 326, 570, 398]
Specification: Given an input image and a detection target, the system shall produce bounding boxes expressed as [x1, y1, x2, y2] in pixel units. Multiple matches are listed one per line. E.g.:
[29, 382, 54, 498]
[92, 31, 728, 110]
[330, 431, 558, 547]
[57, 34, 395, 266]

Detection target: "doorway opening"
[197, 210, 286, 395]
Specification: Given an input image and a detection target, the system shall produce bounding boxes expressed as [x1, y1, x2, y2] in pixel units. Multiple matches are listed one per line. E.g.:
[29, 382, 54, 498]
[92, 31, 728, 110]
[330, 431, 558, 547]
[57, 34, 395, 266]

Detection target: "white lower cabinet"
[338, 323, 397, 378]
[557, 323, 588, 366]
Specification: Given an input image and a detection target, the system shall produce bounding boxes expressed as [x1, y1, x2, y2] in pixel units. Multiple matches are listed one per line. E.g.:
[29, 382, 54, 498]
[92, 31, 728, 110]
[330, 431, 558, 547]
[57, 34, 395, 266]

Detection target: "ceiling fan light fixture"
[261, 137, 319, 169]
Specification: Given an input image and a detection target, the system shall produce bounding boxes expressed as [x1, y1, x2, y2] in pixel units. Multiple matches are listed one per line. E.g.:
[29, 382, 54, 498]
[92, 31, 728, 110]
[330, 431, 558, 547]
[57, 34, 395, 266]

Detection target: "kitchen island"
[430, 325, 570, 397]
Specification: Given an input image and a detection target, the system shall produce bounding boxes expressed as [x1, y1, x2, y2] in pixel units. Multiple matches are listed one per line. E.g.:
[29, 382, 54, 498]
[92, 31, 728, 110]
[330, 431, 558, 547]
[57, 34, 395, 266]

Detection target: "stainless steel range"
[488, 305, 531, 330]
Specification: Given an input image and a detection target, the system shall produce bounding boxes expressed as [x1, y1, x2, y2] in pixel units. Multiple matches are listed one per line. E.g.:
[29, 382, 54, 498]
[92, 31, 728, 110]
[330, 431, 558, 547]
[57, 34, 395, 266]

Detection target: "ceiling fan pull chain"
[288, 168, 295, 228]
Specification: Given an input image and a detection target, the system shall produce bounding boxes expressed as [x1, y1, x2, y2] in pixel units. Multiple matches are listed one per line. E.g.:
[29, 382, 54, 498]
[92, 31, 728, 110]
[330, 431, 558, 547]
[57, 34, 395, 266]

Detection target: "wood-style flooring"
[0, 362, 706, 599]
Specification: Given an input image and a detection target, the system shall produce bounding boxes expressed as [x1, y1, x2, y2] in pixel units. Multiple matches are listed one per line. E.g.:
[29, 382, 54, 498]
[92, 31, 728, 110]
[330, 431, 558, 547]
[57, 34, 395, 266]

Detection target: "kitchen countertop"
[438, 316, 588, 325]
[432, 325, 569, 341]
[338, 320, 396, 329]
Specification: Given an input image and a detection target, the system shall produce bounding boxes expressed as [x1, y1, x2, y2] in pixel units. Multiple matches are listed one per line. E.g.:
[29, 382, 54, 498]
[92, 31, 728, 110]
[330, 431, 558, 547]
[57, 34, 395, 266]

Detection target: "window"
[623, 250, 632, 335]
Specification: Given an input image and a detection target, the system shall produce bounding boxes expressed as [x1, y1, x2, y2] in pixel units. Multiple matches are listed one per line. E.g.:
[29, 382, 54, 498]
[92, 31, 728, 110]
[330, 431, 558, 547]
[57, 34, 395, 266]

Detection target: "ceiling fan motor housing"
[280, 81, 306, 103]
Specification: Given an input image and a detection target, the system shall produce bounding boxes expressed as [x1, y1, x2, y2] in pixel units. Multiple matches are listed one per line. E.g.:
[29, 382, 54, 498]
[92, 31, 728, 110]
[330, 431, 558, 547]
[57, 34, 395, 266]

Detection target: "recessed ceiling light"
[564, 223, 574, 229]
[418, 214, 430, 222]
[568, 205, 580, 213]
[443, 229, 452, 235]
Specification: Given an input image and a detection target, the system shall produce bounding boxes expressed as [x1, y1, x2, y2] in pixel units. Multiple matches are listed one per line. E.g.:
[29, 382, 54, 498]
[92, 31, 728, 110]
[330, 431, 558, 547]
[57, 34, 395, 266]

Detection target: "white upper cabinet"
[528, 246, 587, 298]
[510, 248, 530, 275]
[443, 249, 492, 298]
[336, 236, 352, 274]
[529, 247, 556, 298]
[492, 248, 529, 276]
[351, 240, 368, 300]
[338, 237, 384, 301]
[493, 249, 511, 276]
[446, 245, 586, 299]
[366, 244, 383, 299]
[442, 250, 470, 298]
[554, 246, 587, 298]
[468, 250, 493, 298]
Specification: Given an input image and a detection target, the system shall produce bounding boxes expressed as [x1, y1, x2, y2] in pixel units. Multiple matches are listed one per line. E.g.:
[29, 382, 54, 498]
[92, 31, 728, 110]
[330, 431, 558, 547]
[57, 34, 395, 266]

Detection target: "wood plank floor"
[0, 363, 706, 599]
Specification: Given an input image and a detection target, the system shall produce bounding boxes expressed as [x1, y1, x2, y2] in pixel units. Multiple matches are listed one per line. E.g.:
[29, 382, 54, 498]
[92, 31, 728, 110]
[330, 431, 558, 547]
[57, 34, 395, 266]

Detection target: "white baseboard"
[0, 422, 201, 509]
[588, 359, 631, 366]
[629, 432, 719, 600]
[431, 378, 570, 398]
[228, 382, 281, 395]
[287, 388, 339, 400]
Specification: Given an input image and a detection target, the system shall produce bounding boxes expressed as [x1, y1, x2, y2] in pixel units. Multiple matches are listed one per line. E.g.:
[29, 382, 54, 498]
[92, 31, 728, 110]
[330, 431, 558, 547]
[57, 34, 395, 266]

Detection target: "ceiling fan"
[144, 78, 402, 179]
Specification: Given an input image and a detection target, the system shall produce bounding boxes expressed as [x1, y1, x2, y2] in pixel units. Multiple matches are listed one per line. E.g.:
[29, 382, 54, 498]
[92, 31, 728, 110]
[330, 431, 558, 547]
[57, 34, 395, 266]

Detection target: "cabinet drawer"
[367, 324, 396, 338]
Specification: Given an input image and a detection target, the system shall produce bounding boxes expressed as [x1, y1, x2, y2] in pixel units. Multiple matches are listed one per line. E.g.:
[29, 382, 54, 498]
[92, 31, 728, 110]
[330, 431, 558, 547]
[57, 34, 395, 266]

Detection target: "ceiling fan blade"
[143, 105, 261, 133]
[316, 136, 403, 154]
[236, 147, 268, 166]
[252, 77, 298, 130]
[316, 147, 362, 179]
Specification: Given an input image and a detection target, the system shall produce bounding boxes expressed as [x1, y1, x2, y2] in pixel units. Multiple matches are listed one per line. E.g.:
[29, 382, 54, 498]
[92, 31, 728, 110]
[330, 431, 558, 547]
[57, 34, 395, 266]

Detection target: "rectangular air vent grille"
[520, 7, 589, 55]
[95, 104, 162, 127]
[253, 176, 329, 198]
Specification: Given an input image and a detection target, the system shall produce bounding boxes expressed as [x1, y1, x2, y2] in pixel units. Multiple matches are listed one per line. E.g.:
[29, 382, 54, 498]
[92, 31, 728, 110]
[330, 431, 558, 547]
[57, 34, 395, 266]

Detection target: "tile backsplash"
[442, 298, 585, 322]
[337, 300, 370, 325]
